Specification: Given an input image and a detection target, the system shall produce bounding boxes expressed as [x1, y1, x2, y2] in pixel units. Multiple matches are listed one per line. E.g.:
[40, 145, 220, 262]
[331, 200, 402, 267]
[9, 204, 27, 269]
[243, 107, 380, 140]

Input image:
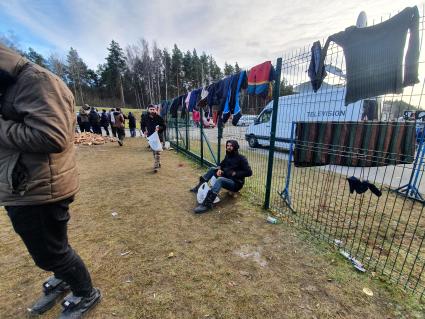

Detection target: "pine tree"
[171, 44, 183, 96]
[102, 40, 127, 105]
[223, 62, 234, 76]
[25, 47, 47, 68]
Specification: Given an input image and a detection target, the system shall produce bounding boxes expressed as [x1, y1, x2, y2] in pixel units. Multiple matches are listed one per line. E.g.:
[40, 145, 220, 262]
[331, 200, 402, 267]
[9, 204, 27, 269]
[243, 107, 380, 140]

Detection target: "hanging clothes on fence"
[293, 121, 416, 167]
[169, 96, 180, 118]
[185, 91, 192, 111]
[188, 88, 202, 112]
[221, 74, 237, 123]
[315, 6, 420, 105]
[197, 87, 209, 109]
[308, 41, 327, 92]
[221, 71, 247, 125]
[180, 93, 188, 119]
[160, 100, 170, 118]
[347, 176, 382, 197]
[247, 61, 275, 98]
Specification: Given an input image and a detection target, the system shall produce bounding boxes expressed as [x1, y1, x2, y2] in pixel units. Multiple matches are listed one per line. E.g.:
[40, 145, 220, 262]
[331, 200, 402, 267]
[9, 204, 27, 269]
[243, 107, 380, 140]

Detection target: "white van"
[245, 87, 381, 149]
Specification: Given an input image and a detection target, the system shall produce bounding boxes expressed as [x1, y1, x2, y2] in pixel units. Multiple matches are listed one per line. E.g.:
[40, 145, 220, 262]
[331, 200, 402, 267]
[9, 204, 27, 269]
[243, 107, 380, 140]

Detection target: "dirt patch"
[0, 138, 423, 318]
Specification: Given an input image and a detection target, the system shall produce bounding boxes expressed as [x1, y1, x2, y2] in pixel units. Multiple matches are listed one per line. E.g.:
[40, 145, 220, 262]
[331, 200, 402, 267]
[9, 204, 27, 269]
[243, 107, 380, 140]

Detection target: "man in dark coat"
[100, 109, 110, 136]
[141, 104, 166, 172]
[128, 112, 136, 137]
[190, 140, 252, 213]
[88, 106, 101, 134]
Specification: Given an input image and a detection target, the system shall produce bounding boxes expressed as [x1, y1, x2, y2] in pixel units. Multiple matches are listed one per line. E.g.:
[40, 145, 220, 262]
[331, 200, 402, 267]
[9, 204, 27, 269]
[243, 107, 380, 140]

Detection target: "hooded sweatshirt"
[218, 140, 253, 191]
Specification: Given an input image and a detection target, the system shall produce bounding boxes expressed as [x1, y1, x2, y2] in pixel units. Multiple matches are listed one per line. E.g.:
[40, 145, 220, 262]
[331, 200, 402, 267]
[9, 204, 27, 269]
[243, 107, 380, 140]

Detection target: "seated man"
[190, 140, 252, 213]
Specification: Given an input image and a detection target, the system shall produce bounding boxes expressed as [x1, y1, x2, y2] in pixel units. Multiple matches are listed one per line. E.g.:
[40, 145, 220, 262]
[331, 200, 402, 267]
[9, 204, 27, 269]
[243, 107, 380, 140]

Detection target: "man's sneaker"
[59, 288, 101, 319]
[118, 140, 123, 146]
[28, 277, 70, 316]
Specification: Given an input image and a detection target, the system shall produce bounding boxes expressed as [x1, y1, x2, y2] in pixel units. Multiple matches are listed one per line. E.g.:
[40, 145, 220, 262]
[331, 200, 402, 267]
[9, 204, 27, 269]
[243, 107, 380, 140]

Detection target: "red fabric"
[247, 61, 272, 86]
[192, 111, 200, 122]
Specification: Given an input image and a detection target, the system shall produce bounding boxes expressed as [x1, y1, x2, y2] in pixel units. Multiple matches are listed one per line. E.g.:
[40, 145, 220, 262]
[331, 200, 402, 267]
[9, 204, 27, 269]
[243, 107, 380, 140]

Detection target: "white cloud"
[0, 0, 421, 69]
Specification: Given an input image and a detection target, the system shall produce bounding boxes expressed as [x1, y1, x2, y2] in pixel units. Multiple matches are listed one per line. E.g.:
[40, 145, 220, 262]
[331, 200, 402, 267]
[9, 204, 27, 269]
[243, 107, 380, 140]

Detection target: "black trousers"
[5, 198, 93, 297]
[102, 125, 110, 136]
[111, 126, 117, 137]
[116, 128, 125, 141]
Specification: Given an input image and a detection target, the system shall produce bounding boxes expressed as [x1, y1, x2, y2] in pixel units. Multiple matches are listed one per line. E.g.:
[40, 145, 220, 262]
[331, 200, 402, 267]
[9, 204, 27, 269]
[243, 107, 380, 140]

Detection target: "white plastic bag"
[210, 175, 217, 187]
[196, 182, 220, 204]
[147, 131, 163, 151]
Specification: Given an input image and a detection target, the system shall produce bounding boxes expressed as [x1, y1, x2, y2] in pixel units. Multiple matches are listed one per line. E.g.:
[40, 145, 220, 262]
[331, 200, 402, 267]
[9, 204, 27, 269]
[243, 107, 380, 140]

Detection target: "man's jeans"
[130, 128, 136, 137]
[5, 198, 93, 297]
[203, 168, 238, 193]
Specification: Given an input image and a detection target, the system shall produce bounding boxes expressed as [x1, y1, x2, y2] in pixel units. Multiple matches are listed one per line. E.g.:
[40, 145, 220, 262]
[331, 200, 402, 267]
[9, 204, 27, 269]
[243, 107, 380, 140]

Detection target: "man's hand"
[217, 169, 223, 177]
[231, 171, 236, 176]
[155, 125, 160, 132]
[144, 131, 148, 137]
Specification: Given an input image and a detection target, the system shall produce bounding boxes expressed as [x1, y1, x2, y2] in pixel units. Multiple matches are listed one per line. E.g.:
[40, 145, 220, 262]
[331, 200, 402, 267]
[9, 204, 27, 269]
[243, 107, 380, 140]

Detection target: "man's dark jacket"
[218, 150, 252, 191]
[141, 113, 166, 142]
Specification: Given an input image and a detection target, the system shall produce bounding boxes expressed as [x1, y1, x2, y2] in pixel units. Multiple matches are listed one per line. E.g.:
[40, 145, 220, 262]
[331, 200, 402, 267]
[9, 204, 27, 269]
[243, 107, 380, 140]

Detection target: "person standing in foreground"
[0, 43, 101, 318]
[141, 104, 166, 172]
[190, 140, 252, 213]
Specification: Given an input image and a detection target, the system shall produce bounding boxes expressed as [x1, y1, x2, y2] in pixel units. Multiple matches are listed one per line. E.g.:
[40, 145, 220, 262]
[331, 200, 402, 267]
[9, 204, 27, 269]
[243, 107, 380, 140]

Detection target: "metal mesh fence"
[164, 7, 425, 298]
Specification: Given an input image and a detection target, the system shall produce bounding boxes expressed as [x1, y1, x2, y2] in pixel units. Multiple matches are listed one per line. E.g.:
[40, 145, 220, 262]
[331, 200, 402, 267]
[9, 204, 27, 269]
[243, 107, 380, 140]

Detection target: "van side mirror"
[254, 118, 259, 125]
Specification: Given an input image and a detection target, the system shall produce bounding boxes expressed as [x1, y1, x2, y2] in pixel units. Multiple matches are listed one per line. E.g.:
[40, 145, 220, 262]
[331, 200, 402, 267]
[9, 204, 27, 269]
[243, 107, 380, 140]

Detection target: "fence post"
[264, 57, 282, 209]
[175, 115, 179, 153]
[200, 113, 204, 166]
[186, 110, 189, 151]
[217, 123, 223, 165]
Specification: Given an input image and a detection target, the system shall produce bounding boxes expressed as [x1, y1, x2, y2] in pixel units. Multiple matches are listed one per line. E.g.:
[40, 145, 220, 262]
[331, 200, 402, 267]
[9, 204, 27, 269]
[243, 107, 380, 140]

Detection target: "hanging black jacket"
[316, 6, 420, 105]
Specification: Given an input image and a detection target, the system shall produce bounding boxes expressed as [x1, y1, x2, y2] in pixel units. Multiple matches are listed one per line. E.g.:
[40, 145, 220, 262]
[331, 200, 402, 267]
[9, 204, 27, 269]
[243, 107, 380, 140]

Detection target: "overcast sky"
[0, 0, 422, 69]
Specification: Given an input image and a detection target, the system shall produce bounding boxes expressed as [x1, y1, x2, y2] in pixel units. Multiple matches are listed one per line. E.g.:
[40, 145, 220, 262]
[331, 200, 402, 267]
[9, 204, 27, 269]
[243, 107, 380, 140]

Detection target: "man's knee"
[216, 177, 225, 184]
[33, 247, 75, 273]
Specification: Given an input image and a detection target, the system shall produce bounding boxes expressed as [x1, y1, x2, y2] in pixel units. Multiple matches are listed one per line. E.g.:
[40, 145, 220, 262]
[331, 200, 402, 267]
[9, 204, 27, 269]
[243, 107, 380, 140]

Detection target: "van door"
[254, 108, 273, 146]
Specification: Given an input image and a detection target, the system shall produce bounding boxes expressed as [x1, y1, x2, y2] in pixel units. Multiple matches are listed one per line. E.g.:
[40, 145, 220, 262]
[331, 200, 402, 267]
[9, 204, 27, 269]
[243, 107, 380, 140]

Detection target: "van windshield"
[258, 110, 272, 124]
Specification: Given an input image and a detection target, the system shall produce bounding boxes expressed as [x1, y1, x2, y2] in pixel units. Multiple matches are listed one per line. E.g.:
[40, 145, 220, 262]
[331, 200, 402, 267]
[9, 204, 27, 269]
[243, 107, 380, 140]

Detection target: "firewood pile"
[74, 132, 116, 146]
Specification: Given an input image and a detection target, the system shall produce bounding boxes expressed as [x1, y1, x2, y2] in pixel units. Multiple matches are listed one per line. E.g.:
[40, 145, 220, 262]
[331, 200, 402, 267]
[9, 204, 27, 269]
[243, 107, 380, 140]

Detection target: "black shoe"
[59, 288, 101, 319]
[28, 277, 70, 316]
[194, 190, 217, 214]
[190, 177, 207, 193]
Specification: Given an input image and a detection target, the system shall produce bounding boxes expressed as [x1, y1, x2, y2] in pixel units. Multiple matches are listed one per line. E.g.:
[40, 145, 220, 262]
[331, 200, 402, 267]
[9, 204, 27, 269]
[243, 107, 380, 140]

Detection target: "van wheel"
[248, 136, 258, 148]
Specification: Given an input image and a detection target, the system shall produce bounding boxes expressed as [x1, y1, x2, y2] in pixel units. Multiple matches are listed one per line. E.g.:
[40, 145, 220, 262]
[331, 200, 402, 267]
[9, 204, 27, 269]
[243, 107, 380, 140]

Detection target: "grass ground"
[170, 127, 425, 296]
[0, 138, 424, 318]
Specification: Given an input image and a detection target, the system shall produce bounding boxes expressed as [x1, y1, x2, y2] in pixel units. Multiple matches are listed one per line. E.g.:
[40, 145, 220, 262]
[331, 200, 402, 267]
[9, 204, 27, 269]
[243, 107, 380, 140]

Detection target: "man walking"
[190, 140, 252, 213]
[114, 107, 126, 146]
[141, 104, 166, 172]
[0, 43, 101, 318]
[88, 106, 101, 134]
[100, 109, 110, 136]
[128, 111, 137, 137]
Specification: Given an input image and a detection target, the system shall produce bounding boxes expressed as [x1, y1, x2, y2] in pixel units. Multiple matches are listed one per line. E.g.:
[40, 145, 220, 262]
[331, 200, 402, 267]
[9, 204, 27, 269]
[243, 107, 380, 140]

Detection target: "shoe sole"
[81, 290, 102, 318]
[28, 286, 70, 316]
